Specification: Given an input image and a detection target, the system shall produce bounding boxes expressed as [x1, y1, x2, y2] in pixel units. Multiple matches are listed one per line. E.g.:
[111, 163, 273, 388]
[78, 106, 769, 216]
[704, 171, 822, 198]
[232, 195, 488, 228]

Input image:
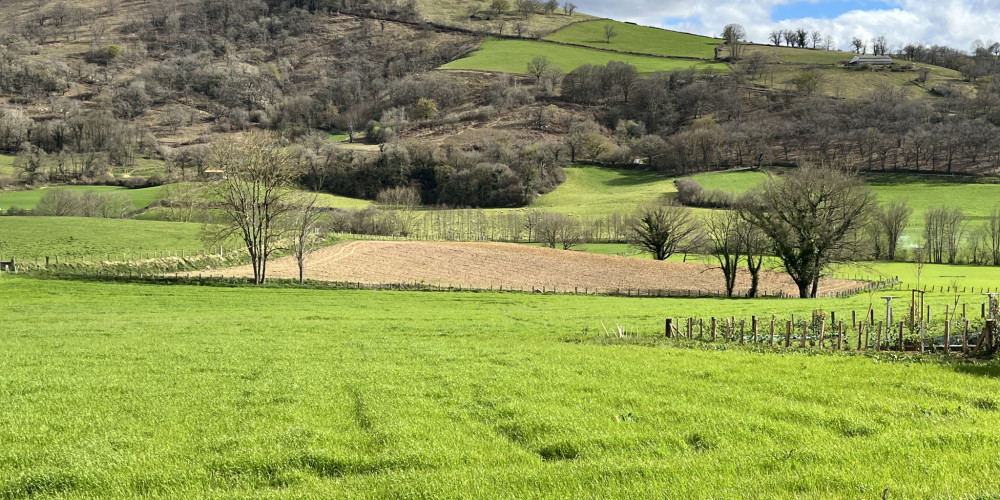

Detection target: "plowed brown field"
[213, 241, 864, 297]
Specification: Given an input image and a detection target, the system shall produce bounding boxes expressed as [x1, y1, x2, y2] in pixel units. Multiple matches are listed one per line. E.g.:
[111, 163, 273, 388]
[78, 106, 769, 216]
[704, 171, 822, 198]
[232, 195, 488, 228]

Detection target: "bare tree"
[877, 199, 911, 260]
[562, 1, 576, 15]
[491, 0, 509, 15]
[769, 30, 783, 46]
[740, 167, 874, 298]
[627, 202, 698, 260]
[721, 23, 746, 60]
[810, 30, 823, 49]
[526, 56, 551, 83]
[985, 205, 1000, 265]
[923, 206, 965, 264]
[207, 131, 296, 284]
[851, 37, 865, 54]
[704, 211, 744, 297]
[603, 23, 618, 44]
[289, 194, 324, 285]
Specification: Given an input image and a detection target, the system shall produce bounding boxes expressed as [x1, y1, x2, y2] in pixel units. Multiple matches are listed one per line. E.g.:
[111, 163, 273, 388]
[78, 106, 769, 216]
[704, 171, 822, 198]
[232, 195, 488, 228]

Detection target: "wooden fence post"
[944, 319, 951, 356]
[818, 320, 826, 349]
[898, 322, 904, 351]
[699, 318, 704, 339]
[963, 320, 970, 355]
[920, 321, 926, 353]
[740, 319, 746, 345]
[801, 321, 807, 349]
[769, 315, 775, 346]
[838, 321, 844, 350]
[785, 321, 791, 347]
[711, 318, 717, 342]
[665, 318, 673, 338]
[852, 310, 857, 330]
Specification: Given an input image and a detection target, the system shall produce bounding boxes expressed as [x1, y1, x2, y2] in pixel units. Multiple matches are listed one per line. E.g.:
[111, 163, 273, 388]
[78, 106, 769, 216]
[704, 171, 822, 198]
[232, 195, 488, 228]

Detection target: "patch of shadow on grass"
[348, 385, 390, 449]
[826, 417, 875, 438]
[473, 399, 578, 461]
[953, 363, 1000, 379]
[294, 453, 426, 479]
[535, 441, 581, 461]
[973, 397, 998, 411]
[684, 432, 715, 452]
[208, 458, 300, 489]
[0, 471, 91, 499]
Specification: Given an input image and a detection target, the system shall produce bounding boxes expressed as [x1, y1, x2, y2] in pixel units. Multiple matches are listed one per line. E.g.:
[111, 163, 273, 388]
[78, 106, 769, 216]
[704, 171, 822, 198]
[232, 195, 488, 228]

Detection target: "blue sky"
[770, 1, 896, 21]
[572, 0, 998, 52]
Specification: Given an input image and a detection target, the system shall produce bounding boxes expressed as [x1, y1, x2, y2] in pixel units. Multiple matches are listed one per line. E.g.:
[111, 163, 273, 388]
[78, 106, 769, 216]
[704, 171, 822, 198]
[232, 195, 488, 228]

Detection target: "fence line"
[663, 312, 997, 357]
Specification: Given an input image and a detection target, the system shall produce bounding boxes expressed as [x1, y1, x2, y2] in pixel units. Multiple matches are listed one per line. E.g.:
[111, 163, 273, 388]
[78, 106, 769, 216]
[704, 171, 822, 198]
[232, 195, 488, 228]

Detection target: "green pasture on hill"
[0, 217, 209, 259]
[313, 191, 374, 210]
[0, 276, 998, 498]
[0, 154, 14, 177]
[0, 185, 165, 211]
[528, 165, 675, 216]
[440, 38, 729, 75]
[545, 20, 721, 59]
[743, 44, 856, 65]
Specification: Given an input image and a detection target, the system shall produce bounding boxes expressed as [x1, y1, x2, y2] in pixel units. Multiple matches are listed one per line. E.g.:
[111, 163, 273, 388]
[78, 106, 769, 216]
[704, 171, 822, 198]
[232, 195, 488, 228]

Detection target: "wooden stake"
[818, 319, 826, 349]
[963, 319, 970, 355]
[920, 321, 926, 353]
[711, 317, 717, 342]
[852, 310, 857, 330]
[838, 321, 844, 350]
[944, 319, 951, 356]
[785, 321, 791, 347]
[740, 319, 746, 345]
[699, 318, 704, 339]
[752, 316, 759, 344]
[770, 315, 775, 346]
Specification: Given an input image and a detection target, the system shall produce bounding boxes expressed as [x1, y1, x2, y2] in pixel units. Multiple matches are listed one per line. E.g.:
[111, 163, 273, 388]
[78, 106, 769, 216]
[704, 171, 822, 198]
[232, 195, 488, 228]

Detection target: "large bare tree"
[740, 167, 874, 298]
[208, 131, 296, 284]
[627, 202, 698, 261]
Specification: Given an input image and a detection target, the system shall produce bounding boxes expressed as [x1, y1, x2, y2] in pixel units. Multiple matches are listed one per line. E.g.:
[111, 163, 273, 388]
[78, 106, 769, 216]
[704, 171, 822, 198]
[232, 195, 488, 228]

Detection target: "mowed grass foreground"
[1, 277, 999, 498]
[439, 39, 728, 75]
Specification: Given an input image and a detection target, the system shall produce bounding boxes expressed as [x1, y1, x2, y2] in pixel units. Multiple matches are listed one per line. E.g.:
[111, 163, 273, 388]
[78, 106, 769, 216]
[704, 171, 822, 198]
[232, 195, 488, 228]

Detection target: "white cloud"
[571, 0, 1000, 52]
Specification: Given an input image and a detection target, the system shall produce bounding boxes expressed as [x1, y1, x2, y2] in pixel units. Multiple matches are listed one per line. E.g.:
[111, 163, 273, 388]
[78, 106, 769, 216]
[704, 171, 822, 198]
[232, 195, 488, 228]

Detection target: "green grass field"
[528, 165, 674, 216]
[440, 38, 729, 75]
[744, 44, 855, 65]
[313, 191, 374, 210]
[412, 0, 594, 34]
[0, 217, 209, 259]
[0, 154, 14, 177]
[0, 276, 998, 498]
[544, 20, 721, 59]
[0, 185, 165, 211]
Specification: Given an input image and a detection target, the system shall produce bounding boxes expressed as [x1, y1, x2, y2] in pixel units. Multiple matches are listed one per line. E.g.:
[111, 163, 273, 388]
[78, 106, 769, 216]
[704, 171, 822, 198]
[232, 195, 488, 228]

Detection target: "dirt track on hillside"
[210, 241, 863, 297]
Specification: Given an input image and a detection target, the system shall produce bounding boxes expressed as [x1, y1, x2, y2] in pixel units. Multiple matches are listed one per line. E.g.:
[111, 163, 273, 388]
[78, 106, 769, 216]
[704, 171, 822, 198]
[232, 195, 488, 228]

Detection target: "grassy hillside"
[313, 192, 374, 210]
[440, 38, 729, 75]
[0, 186, 165, 211]
[0, 217, 208, 259]
[545, 20, 720, 59]
[0, 154, 14, 178]
[1, 276, 997, 498]
[412, 0, 595, 34]
[742, 45, 970, 99]
[527, 165, 674, 216]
